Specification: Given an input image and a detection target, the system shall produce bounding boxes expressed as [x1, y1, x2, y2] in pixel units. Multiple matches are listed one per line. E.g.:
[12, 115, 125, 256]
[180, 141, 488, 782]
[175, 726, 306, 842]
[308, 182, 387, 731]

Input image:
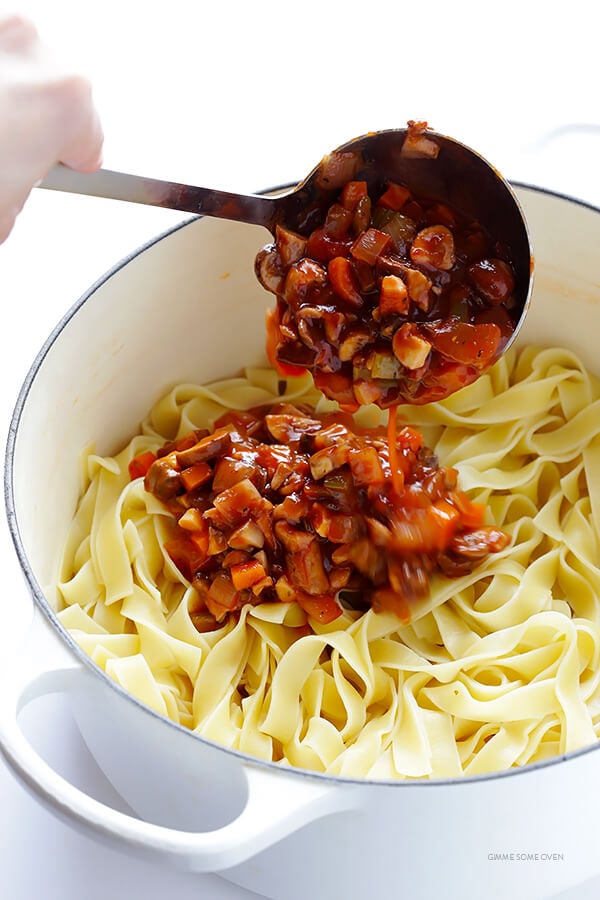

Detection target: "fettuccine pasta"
[57, 345, 600, 778]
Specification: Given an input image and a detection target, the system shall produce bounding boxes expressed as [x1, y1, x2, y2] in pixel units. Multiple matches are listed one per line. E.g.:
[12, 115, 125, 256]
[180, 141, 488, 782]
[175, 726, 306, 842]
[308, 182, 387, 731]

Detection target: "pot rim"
[5, 180, 600, 790]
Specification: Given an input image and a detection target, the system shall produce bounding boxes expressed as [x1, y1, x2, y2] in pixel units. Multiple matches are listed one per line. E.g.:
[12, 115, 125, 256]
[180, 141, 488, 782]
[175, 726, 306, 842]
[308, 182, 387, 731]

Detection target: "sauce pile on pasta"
[57, 348, 600, 778]
[130, 402, 507, 630]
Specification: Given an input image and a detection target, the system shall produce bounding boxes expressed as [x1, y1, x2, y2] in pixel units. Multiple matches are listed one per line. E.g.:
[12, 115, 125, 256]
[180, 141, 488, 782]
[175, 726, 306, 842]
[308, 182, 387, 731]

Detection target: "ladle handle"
[39, 164, 278, 229]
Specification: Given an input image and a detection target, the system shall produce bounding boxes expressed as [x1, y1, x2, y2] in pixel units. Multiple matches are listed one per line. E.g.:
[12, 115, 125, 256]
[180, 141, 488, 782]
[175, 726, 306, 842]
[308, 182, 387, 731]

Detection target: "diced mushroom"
[286, 542, 329, 595]
[206, 572, 245, 620]
[297, 316, 320, 350]
[255, 243, 285, 294]
[309, 442, 352, 480]
[272, 494, 311, 524]
[328, 566, 353, 591]
[467, 258, 516, 305]
[265, 413, 322, 444]
[175, 427, 232, 468]
[213, 478, 267, 526]
[338, 327, 372, 363]
[379, 274, 409, 316]
[401, 120, 440, 159]
[404, 267, 432, 311]
[311, 504, 362, 543]
[283, 258, 327, 306]
[275, 225, 307, 267]
[410, 225, 455, 271]
[348, 447, 385, 486]
[316, 150, 361, 190]
[313, 422, 351, 449]
[144, 458, 183, 501]
[353, 379, 382, 406]
[270, 461, 295, 491]
[274, 520, 316, 552]
[212, 455, 257, 492]
[207, 526, 228, 556]
[251, 575, 274, 597]
[392, 323, 432, 370]
[227, 519, 265, 550]
[365, 516, 393, 547]
[178, 508, 205, 532]
[275, 574, 296, 603]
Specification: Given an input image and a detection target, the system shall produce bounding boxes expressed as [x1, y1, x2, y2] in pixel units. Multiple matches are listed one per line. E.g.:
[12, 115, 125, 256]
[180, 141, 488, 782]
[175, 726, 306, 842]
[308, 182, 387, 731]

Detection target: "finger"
[47, 74, 104, 173]
[0, 207, 18, 244]
[0, 13, 39, 53]
[60, 99, 104, 172]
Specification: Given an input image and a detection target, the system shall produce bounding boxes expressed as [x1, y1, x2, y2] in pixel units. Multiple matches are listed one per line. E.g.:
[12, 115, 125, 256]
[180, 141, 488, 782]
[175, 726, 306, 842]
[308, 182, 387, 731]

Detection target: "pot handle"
[0, 609, 362, 872]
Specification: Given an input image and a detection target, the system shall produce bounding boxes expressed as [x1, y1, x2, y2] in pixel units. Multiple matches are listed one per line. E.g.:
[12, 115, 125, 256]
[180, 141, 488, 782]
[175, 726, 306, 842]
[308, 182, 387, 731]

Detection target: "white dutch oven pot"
[3, 185, 600, 900]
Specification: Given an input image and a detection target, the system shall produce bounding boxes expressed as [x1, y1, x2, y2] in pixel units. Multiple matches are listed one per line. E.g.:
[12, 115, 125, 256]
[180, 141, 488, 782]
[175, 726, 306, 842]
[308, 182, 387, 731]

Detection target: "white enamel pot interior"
[4, 185, 600, 900]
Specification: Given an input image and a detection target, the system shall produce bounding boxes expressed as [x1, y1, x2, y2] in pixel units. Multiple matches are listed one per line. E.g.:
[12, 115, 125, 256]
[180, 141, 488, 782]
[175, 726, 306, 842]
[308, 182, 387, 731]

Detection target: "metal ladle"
[40, 126, 533, 354]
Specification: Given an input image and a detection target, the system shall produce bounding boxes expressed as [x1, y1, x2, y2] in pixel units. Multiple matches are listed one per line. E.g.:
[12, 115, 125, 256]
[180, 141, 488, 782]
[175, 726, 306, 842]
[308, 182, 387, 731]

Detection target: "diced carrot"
[371, 587, 411, 624]
[189, 527, 210, 556]
[397, 426, 423, 454]
[451, 490, 486, 528]
[294, 590, 342, 624]
[328, 256, 363, 307]
[294, 624, 314, 638]
[230, 559, 267, 591]
[341, 180, 368, 210]
[164, 538, 206, 581]
[181, 462, 212, 491]
[429, 500, 461, 547]
[377, 182, 411, 211]
[128, 450, 156, 480]
[178, 508, 205, 532]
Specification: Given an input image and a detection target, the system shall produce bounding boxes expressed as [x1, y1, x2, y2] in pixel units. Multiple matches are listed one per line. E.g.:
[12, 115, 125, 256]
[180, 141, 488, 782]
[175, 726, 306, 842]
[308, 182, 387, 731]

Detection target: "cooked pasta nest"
[57, 344, 600, 779]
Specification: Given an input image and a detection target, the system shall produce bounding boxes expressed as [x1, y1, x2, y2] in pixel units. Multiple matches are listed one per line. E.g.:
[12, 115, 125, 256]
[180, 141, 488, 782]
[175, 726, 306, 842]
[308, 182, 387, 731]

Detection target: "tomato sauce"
[133, 403, 509, 631]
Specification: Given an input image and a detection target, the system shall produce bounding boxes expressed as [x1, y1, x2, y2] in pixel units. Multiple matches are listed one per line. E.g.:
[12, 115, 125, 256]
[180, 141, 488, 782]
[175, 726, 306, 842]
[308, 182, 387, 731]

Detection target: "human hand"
[0, 14, 103, 242]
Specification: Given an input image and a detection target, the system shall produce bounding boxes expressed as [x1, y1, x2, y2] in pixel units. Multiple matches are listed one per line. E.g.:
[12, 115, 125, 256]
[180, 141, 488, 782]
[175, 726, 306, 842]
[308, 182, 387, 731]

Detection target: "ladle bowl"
[41, 125, 533, 357]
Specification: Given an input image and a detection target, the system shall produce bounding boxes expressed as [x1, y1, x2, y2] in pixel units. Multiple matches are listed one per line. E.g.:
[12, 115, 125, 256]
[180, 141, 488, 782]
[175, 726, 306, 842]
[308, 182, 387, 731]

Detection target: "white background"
[1, 1, 600, 897]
